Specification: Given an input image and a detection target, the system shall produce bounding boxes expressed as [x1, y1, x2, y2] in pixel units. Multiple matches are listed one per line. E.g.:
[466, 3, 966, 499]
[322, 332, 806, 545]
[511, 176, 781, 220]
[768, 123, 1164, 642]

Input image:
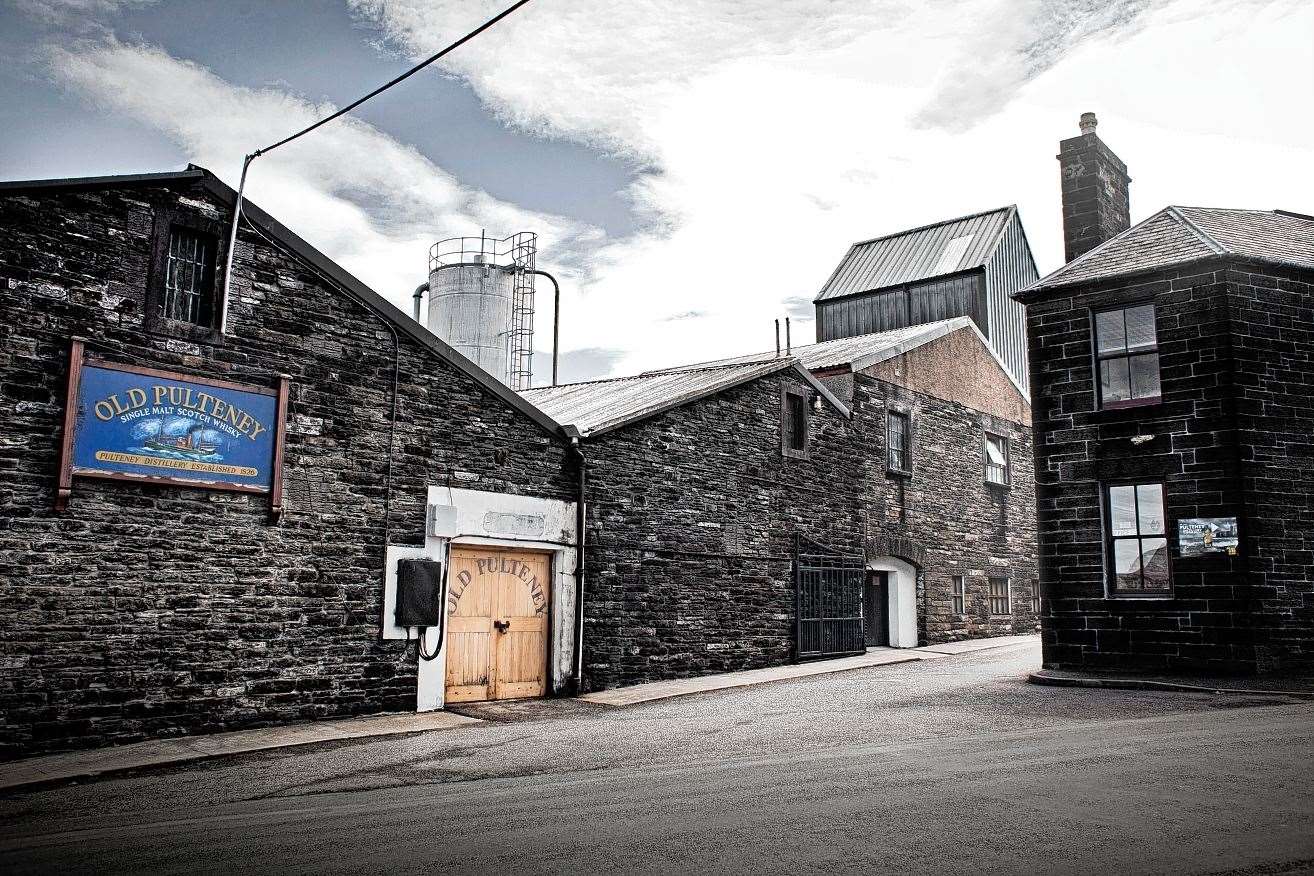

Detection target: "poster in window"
[1177, 517, 1239, 557]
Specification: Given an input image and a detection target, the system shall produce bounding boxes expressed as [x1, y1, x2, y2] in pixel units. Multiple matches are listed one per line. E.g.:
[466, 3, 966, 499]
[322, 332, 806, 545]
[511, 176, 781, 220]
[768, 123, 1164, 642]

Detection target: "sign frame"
[56, 338, 289, 518]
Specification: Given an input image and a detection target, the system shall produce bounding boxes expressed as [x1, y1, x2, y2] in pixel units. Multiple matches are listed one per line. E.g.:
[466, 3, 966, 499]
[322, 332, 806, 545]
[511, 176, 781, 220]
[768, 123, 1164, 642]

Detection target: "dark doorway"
[864, 572, 889, 648]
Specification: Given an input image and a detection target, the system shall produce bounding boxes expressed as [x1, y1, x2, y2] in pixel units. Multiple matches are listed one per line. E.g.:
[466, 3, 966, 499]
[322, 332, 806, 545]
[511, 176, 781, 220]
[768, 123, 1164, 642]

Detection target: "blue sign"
[71, 363, 281, 492]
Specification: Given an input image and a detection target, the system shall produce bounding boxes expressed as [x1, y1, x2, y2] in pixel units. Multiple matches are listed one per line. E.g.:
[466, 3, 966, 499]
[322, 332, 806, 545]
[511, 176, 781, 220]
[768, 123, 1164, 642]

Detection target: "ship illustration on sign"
[131, 416, 228, 462]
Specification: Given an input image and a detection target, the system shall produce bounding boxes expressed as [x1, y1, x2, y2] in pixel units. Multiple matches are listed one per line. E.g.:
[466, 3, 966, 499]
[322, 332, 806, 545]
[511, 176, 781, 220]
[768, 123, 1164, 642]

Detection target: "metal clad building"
[814, 206, 1038, 394]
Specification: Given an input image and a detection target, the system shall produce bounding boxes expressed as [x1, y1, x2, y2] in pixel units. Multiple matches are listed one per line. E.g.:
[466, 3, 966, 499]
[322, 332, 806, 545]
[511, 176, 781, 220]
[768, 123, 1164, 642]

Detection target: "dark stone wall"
[580, 364, 1037, 691]
[1025, 259, 1314, 674]
[1058, 131, 1131, 263]
[0, 181, 574, 758]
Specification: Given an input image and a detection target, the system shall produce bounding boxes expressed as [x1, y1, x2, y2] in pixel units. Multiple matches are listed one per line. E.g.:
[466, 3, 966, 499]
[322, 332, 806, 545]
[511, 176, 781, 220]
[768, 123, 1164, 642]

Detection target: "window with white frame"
[887, 410, 910, 474]
[984, 432, 1010, 486]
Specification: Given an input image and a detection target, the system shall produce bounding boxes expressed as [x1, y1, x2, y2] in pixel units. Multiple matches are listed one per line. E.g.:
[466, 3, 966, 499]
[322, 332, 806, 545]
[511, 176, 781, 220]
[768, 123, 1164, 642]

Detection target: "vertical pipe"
[786, 317, 792, 354]
[775, 320, 781, 357]
[412, 282, 429, 321]
[529, 269, 561, 386]
[219, 152, 256, 335]
[570, 435, 587, 693]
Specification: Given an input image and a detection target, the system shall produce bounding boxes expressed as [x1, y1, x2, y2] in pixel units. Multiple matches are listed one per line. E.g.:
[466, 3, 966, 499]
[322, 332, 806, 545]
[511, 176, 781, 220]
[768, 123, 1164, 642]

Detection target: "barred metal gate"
[794, 534, 865, 662]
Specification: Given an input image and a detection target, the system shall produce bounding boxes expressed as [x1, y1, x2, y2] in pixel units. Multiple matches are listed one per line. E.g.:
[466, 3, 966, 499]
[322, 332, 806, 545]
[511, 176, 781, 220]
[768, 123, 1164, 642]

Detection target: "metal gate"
[794, 534, 866, 662]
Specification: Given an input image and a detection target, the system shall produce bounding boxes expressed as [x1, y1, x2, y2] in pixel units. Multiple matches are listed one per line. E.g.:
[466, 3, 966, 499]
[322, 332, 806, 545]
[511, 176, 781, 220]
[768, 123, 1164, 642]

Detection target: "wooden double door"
[445, 546, 551, 704]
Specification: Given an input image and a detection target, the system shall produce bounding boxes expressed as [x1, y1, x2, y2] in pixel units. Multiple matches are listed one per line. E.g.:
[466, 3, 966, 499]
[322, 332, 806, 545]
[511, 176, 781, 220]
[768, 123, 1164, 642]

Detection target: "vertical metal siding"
[983, 212, 1039, 396]
[818, 271, 986, 343]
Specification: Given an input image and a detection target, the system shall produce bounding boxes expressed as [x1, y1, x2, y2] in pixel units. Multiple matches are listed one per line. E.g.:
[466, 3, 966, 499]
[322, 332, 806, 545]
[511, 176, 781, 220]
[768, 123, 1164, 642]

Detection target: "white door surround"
[867, 556, 918, 648]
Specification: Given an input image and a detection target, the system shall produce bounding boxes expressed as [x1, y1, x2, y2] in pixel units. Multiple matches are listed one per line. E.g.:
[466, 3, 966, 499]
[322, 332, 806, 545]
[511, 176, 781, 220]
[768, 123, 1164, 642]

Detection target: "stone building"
[1018, 117, 1314, 675]
[0, 167, 585, 757]
[526, 316, 1038, 690]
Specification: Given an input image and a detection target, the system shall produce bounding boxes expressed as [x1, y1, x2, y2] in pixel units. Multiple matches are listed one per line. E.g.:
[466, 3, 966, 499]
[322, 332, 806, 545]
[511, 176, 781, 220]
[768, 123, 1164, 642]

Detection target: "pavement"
[1031, 667, 1314, 697]
[0, 634, 1034, 791]
[3, 636, 1313, 874]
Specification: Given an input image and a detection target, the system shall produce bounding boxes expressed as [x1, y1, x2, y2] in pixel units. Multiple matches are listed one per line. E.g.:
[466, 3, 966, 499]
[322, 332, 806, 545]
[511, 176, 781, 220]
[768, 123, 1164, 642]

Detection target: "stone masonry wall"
[0, 180, 574, 758]
[580, 358, 1037, 691]
[1058, 131, 1131, 263]
[1025, 258, 1314, 674]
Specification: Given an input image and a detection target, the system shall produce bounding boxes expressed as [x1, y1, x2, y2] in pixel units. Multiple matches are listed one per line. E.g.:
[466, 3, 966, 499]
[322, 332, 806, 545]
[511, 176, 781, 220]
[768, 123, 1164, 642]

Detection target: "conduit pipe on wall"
[528, 269, 562, 386]
[567, 429, 587, 694]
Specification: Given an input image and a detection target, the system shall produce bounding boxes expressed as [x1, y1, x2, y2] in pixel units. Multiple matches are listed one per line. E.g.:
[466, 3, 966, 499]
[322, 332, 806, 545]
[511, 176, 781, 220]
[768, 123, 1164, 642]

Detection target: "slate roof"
[0, 166, 567, 437]
[521, 359, 849, 438]
[815, 206, 1018, 302]
[1021, 206, 1314, 296]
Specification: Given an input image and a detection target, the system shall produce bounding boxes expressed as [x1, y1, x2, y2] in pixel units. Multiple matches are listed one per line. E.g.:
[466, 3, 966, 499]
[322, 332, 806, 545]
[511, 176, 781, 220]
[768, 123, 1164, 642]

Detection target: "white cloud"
[47, 38, 602, 317]
[351, 0, 1314, 375]
[14, 0, 155, 26]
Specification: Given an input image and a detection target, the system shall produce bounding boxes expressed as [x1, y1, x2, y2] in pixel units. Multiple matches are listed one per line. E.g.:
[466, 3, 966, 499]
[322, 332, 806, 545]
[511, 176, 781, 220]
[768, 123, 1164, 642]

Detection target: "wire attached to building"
[219, 0, 534, 333]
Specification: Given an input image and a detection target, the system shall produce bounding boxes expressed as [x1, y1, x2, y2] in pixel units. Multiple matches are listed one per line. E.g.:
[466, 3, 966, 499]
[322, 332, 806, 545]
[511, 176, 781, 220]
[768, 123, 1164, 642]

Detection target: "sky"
[3, 0, 1312, 384]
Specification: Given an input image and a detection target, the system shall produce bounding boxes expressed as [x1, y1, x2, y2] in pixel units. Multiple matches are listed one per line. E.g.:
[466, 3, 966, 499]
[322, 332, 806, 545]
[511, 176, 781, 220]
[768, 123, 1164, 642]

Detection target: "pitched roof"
[652, 318, 975, 374]
[1020, 206, 1314, 297]
[815, 206, 1020, 302]
[520, 359, 849, 438]
[0, 166, 566, 437]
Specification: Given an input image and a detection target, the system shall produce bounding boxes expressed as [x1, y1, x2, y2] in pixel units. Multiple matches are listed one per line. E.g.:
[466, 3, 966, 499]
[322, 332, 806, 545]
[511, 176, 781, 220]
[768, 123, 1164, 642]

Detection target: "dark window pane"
[1100, 357, 1131, 404]
[1136, 484, 1166, 535]
[1125, 305, 1157, 351]
[1113, 539, 1142, 590]
[1130, 353, 1161, 399]
[1095, 309, 1126, 354]
[1109, 485, 1138, 536]
[1139, 538, 1170, 589]
[785, 393, 806, 451]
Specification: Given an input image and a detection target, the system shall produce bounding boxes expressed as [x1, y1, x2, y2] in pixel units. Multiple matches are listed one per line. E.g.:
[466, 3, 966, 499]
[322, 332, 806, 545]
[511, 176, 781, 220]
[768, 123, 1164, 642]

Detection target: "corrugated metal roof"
[522, 360, 796, 437]
[1023, 206, 1314, 294]
[652, 318, 974, 374]
[815, 206, 1017, 302]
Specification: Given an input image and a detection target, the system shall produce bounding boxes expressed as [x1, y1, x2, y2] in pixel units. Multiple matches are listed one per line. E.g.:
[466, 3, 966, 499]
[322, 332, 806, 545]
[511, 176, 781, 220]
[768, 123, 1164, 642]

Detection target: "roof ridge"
[1030, 206, 1180, 287]
[1166, 206, 1228, 255]
[847, 204, 1015, 249]
[525, 357, 789, 391]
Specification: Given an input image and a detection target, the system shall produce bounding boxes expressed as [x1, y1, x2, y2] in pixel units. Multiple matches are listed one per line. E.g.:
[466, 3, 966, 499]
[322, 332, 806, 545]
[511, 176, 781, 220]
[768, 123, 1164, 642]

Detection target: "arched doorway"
[866, 556, 918, 648]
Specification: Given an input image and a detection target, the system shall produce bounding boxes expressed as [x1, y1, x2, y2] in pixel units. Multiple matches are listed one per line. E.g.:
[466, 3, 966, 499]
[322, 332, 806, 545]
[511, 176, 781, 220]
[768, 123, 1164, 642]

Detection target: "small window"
[1094, 304, 1160, 409]
[781, 388, 809, 458]
[1031, 590, 1041, 615]
[952, 575, 966, 614]
[984, 432, 1010, 486]
[887, 410, 910, 473]
[1104, 482, 1171, 595]
[988, 578, 1010, 616]
[160, 226, 218, 327]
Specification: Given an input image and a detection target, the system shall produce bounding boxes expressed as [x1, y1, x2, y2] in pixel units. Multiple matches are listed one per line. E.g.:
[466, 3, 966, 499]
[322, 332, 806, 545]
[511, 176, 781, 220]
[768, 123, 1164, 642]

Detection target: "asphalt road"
[2, 640, 1312, 875]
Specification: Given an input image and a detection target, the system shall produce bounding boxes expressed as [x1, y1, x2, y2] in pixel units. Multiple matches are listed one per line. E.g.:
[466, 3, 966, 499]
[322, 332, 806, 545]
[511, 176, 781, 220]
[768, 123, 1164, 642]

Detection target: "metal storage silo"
[427, 232, 536, 389]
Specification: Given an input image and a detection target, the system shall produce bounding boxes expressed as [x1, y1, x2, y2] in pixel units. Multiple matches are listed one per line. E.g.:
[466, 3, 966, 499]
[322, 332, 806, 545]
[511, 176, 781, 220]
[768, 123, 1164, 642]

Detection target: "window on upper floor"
[781, 387, 809, 459]
[887, 410, 910, 474]
[1093, 303, 1160, 409]
[1104, 481, 1171, 596]
[160, 227, 218, 327]
[984, 431, 1010, 486]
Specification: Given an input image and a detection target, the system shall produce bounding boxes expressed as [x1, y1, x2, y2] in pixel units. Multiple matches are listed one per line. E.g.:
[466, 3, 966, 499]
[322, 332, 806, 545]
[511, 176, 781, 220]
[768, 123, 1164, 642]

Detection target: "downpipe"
[568, 431, 587, 694]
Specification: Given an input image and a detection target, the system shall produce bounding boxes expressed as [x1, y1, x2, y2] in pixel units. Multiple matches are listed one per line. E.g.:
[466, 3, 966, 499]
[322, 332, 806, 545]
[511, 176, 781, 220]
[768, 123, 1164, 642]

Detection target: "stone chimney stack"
[1058, 112, 1131, 262]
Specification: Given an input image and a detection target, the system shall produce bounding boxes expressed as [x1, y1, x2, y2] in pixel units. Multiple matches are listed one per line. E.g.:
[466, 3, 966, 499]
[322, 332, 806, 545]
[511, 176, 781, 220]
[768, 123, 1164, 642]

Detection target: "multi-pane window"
[161, 227, 217, 327]
[1094, 303, 1160, 408]
[984, 432, 1010, 485]
[781, 389, 809, 458]
[988, 578, 1010, 615]
[1105, 482, 1171, 594]
[887, 410, 910, 473]
[952, 575, 966, 614]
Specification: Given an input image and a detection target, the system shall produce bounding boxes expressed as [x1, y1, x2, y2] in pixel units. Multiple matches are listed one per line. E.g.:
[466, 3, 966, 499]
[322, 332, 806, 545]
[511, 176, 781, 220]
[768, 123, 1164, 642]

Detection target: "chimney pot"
[1079, 112, 1098, 135]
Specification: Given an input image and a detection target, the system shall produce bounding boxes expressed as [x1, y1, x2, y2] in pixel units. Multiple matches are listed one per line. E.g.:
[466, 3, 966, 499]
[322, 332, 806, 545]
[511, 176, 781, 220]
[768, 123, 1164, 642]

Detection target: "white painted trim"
[868, 556, 919, 648]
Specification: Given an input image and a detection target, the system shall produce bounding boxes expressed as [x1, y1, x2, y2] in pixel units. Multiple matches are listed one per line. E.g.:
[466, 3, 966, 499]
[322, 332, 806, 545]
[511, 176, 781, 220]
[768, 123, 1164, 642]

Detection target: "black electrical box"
[395, 559, 444, 627]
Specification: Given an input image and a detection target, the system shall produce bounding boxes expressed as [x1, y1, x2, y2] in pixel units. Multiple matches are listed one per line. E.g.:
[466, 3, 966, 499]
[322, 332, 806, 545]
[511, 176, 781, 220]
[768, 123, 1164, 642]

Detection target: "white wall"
[867, 556, 919, 648]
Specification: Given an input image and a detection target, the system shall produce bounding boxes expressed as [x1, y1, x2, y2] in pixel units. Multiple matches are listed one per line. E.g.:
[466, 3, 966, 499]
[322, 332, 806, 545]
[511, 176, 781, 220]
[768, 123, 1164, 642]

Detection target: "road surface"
[2, 639, 1312, 874]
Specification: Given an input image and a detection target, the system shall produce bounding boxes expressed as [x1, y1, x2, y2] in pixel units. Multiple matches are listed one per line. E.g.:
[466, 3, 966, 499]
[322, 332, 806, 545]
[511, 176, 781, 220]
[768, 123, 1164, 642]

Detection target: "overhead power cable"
[219, 0, 534, 331]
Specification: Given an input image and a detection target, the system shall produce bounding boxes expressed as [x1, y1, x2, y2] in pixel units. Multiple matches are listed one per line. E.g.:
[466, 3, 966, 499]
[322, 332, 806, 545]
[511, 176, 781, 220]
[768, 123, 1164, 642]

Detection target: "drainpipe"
[566, 428, 587, 694]
[412, 282, 429, 321]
